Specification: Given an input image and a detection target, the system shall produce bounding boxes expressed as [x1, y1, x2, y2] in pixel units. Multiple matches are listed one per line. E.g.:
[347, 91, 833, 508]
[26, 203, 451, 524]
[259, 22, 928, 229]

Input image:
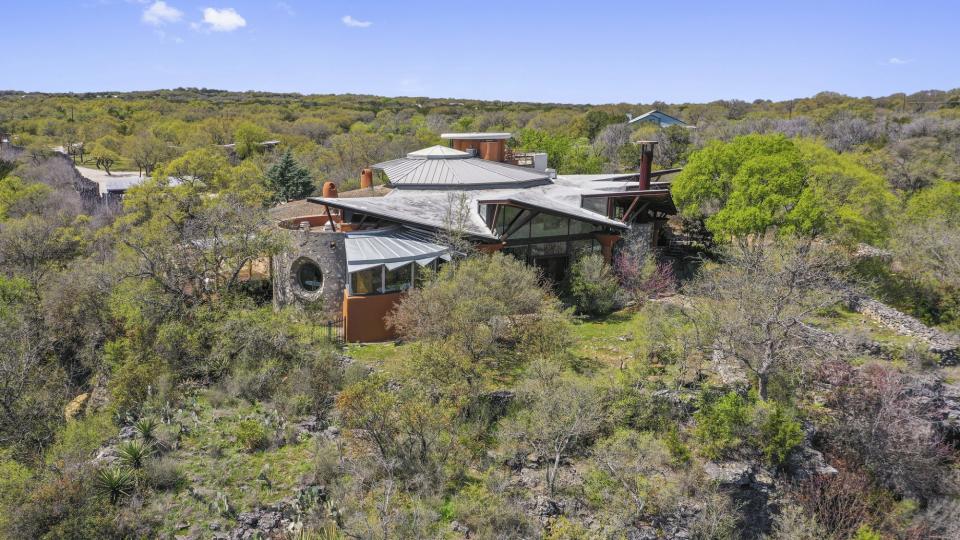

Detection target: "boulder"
[704, 461, 776, 539]
[64, 393, 89, 421]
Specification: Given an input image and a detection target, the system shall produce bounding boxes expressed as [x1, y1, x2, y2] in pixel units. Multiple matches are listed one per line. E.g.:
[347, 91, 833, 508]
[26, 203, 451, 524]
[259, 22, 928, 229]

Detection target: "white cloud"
[888, 57, 910, 65]
[276, 1, 294, 16]
[200, 7, 247, 32]
[342, 15, 372, 28]
[142, 1, 183, 25]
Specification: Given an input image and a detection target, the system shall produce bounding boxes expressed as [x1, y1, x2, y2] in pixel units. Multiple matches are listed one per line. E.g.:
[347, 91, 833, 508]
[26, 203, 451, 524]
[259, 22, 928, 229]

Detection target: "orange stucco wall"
[342, 289, 405, 342]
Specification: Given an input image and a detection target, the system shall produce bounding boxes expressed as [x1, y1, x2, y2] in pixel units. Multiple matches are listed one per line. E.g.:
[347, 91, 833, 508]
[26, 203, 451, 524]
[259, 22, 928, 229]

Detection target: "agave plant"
[133, 417, 158, 442]
[117, 439, 153, 469]
[94, 467, 135, 505]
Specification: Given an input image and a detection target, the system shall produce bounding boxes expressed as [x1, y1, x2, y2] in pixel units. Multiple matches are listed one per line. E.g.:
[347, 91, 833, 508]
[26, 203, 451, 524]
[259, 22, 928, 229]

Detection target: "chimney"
[322, 181, 338, 198]
[360, 168, 373, 190]
[637, 141, 657, 190]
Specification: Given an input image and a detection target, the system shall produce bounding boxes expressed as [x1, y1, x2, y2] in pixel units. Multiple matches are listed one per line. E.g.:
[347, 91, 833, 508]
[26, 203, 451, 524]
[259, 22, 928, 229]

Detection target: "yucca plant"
[95, 467, 135, 505]
[117, 439, 153, 469]
[133, 417, 158, 442]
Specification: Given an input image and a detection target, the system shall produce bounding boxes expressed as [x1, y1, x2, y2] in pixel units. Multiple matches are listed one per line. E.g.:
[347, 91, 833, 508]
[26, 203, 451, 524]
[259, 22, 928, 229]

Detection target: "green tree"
[265, 149, 313, 202]
[125, 132, 170, 177]
[233, 122, 271, 160]
[387, 253, 572, 382]
[90, 137, 121, 175]
[568, 253, 619, 316]
[672, 134, 894, 245]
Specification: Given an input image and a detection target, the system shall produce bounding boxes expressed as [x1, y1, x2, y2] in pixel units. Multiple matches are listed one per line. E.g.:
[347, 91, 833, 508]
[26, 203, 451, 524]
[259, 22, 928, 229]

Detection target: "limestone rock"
[64, 392, 89, 421]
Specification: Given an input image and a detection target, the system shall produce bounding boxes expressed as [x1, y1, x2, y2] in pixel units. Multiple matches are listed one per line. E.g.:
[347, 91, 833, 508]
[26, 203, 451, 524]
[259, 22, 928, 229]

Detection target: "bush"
[108, 353, 166, 417]
[387, 253, 569, 364]
[7, 468, 123, 539]
[757, 403, 804, 465]
[44, 412, 115, 469]
[0, 451, 32, 533]
[693, 392, 751, 459]
[447, 479, 538, 539]
[568, 253, 620, 316]
[144, 458, 186, 491]
[117, 439, 153, 469]
[693, 391, 803, 465]
[236, 418, 270, 452]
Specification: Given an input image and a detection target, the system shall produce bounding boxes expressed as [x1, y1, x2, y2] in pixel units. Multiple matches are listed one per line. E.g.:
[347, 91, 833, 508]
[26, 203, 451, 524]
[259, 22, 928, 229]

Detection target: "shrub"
[7, 468, 123, 539]
[568, 253, 620, 316]
[448, 480, 538, 539]
[387, 253, 569, 365]
[853, 525, 882, 540]
[545, 516, 590, 539]
[144, 458, 186, 491]
[236, 419, 270, 452]
[0, 451, 32, 533]
[44, 412, 115, 469]
[117, 439, 153, 469]
[693, 391, 803, 465]
[756, 403, 804, 465]
[133, 417, 158, 442]
[693, 392, 751, 459]
[793, 463, 880, 539]
[108, 355, 165, 417]
[823, 362, 955, 501]
[94, 467, 135, 505]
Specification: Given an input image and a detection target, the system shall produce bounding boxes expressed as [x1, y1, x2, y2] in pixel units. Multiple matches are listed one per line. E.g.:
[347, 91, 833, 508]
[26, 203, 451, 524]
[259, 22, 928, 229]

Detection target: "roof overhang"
[440, 132, 511, 140]
[306, 197, 499, 241]
[345, 226, 453, 272]
[477, 197, 628, 230]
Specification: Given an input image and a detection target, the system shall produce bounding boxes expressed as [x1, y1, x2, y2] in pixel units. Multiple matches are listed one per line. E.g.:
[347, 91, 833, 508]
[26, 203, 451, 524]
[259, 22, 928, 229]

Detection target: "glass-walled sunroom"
[348, 259, 445, 296]
[482, 204, 606, 284]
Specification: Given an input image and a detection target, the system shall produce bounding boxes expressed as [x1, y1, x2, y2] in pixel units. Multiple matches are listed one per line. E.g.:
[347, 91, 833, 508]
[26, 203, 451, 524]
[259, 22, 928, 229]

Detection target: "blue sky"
[3, 0, 958, 104]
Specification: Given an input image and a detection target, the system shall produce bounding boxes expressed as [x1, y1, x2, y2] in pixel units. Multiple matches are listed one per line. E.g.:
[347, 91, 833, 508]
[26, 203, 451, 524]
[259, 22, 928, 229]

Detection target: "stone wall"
[272, 227, 347, 316]
[851, 296, 960, 365]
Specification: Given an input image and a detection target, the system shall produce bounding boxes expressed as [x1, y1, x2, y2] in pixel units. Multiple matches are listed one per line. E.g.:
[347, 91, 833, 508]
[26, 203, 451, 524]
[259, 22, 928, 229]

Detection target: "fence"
[321, 316, 345, 345]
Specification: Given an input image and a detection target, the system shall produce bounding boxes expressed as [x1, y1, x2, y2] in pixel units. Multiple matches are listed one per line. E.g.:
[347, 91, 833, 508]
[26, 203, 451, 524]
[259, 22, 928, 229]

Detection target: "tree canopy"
[265, 149, 314, 202]
[672, 134, 895, 245]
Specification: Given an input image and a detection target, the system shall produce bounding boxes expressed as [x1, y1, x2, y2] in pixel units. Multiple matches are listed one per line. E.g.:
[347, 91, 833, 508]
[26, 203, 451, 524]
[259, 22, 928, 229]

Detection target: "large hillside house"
[271, 133, 680, 342]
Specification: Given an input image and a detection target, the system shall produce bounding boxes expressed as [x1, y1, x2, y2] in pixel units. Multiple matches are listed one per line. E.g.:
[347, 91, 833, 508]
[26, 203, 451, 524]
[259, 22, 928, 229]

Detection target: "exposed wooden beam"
[624, 201, 650, 223]
[323, 204, 338, 232]
[502, 209, 539, 240]
[621, 196, 642, 223]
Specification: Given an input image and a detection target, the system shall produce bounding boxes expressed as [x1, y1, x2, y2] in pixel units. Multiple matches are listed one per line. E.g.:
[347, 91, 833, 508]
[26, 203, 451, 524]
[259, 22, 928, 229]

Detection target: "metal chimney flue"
[360, 168, 373, 190]
[637, 141, 657, 190]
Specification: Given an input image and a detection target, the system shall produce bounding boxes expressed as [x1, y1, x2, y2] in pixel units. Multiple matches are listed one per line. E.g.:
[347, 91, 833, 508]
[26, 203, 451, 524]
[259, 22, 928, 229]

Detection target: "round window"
[295, 260, 323, 292]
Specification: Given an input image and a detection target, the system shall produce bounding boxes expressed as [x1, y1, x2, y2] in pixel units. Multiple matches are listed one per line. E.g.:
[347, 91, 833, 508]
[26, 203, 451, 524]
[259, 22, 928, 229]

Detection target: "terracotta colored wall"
[342, 289, 405, 342]
[451, 139, 480, 153]
[450, 139, 505, 161]
[480, 141, 505, 162]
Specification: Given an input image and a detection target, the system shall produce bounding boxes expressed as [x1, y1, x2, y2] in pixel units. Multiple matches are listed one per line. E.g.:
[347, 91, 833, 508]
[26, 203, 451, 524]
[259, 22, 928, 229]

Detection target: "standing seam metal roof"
[345, 226, 452, 272]
[372, 155, 550, 187]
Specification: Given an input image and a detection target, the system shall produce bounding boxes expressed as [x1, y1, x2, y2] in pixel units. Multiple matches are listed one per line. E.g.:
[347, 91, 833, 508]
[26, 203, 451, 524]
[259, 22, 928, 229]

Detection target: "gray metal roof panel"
[344, 226, 452, 271]
[371, 151, 549, 187]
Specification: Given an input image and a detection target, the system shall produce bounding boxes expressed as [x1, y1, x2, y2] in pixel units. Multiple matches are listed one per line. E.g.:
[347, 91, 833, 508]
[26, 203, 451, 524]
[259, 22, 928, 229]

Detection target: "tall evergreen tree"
[266, 149, 313, 202]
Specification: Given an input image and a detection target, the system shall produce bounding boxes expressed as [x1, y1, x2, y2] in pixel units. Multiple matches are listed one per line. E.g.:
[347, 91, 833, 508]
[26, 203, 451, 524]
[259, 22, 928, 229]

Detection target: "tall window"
[384, 264, 413, 293]
[350, 267, 381, 295]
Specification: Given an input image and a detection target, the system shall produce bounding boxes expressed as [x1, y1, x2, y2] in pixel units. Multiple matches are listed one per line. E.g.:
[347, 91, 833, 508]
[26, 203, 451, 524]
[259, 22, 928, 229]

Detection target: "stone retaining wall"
[851, 297, 959, 365]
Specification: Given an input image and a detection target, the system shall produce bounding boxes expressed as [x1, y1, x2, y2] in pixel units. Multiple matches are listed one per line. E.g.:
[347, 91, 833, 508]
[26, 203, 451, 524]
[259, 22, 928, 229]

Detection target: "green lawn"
[570, 309, 642, 369]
